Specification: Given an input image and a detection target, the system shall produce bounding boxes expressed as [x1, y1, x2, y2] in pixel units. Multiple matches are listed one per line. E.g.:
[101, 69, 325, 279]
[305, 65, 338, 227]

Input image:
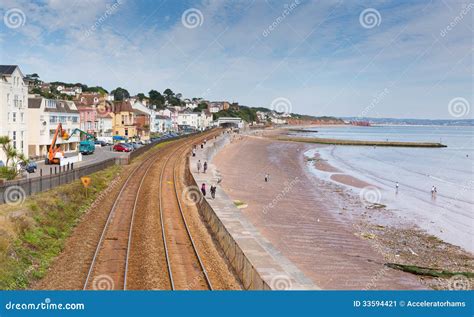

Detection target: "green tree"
[149, 90, 165, 107]
[111, 87, 130, 101]
[137, 93, 146, 101]
[163, 88, 174, 98]
[0, 136, 29, 180]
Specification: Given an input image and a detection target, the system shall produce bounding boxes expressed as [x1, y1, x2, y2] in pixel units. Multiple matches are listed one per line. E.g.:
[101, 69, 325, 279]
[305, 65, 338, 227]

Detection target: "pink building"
[75, 104, 98, 135]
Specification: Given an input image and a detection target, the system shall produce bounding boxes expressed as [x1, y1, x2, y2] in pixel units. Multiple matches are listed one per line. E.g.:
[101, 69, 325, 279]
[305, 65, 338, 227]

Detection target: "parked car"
[94, 140, 108, 147]
[113, 143, 132, 152]
[129, 142, 140, 150]
[20, 161, 38, 173]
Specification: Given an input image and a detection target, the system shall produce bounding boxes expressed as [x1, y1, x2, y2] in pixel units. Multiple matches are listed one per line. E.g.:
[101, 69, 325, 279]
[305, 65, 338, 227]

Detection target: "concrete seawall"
[187, 133, 318, 290]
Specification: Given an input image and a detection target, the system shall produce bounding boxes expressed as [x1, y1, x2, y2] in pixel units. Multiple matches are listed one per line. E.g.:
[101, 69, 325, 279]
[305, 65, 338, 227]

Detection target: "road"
[26, 145, 131, 178]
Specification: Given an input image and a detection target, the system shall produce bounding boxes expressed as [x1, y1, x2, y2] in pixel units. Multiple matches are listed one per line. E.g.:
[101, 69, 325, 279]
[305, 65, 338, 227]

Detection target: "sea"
[299, 125, 474, 253]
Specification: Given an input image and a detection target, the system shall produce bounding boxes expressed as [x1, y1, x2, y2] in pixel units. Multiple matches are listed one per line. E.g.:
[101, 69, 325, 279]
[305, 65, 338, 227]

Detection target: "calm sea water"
[301, 125, 474, 252]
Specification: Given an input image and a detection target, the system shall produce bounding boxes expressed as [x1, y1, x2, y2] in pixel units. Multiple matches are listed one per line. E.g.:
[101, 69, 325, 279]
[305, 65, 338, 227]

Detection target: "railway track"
[82, 132, 216, 290]
[159, 140, 213, 290]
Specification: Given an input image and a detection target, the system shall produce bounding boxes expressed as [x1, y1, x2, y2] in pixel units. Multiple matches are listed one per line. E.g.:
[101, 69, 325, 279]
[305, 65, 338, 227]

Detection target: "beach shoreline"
[212, 131, 473, 290]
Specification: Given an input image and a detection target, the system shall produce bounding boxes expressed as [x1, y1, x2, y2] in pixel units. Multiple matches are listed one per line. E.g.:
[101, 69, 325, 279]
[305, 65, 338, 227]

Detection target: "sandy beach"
[213, 133, 474, 290]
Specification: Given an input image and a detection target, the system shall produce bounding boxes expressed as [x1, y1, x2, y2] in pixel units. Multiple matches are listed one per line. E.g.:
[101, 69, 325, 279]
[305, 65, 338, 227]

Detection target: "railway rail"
[159, 139, 213, 290]
[82, 131, 216, 290]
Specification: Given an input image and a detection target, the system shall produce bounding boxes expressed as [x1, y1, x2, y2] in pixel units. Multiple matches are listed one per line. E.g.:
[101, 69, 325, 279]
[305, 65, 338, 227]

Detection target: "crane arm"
[48, 123, 68, 161]
[67, 128, 95, 141]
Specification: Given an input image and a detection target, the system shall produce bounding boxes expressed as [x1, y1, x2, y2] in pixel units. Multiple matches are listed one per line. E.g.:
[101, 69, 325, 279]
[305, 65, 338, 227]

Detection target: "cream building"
[27, 97, 80, 158]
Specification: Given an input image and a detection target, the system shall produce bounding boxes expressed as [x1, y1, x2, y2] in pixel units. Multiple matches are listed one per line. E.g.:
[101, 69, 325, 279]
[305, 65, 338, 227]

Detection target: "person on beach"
[201, 143, 204, 149]
[431, 186, 436, 197]
[197, 160, 202, 173]
[204, 138, 207, 145]
[201, 183, 206, 196]
[203, 161, 208, 173]
[210, 185, 216, 199]
[265, 173, 269, 182]
[395, 182, 399, 193]
[192, 148, 196, 157]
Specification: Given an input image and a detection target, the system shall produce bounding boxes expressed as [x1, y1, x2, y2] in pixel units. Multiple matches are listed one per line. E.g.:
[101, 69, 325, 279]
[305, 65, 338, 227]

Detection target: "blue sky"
[1, 0, 472, 119]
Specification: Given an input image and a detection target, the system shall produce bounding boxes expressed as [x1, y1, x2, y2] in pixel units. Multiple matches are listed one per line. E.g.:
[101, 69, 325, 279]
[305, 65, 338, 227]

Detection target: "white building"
[184, 99, 198, 110]
[132, 101, 156, 132]
[199, 111, 213, 130]
[57, 85, 82, 96]
[157, 108, 179, 131]
[177, 109, 199, 130]
[209, 104, 220, 113]
[97, 112, 113, 138]
[178, 109, 213, 131]
[0, 65, 28, 163]
[256, 111, 269, 122]
[27, 97, 80, 158]
[270, 116, 287, 124]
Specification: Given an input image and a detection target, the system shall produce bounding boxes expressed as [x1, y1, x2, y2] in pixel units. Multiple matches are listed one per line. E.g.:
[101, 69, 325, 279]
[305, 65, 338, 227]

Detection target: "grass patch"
[0, 165, 121, 289]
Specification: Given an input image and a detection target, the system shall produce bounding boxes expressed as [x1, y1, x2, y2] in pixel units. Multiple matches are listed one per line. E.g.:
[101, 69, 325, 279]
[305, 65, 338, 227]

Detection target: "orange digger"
[45, 123, 69, 165]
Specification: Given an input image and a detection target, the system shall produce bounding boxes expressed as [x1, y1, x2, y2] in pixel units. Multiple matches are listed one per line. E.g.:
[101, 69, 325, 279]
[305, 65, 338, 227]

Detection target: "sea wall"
[187, 132, 318, 290]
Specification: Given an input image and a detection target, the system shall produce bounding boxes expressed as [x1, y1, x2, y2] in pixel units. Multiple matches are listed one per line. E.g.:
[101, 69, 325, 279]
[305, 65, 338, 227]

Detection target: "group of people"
[194, 138, 216, 199]
[395, 182, 439, 198]
[201, 183, 217, 199]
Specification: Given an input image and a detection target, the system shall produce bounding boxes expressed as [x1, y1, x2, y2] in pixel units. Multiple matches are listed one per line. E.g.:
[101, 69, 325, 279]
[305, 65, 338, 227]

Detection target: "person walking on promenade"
[203, 161, 208, 173]
[201, 183, 206, 197]
[210, 185, 216, 199]
[265, 173, 269, 182]
[197, 160, 202, 173]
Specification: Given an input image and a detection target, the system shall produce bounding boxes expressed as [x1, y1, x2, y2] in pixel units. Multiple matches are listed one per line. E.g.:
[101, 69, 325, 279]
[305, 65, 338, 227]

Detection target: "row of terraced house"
[0, 65, 215, 164]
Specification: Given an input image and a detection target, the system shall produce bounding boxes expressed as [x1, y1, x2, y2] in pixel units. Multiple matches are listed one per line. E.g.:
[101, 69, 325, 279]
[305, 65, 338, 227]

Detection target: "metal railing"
[0, 158, 116, 204]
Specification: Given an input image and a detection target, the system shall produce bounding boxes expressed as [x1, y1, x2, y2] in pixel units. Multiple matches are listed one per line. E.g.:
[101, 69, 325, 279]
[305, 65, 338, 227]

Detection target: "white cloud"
[1, 0, 471, 118]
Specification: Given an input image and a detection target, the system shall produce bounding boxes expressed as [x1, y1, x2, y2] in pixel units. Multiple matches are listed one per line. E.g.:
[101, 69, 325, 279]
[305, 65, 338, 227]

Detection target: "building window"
[12, 131, 16, 149]
[12, 112, 16, 122]
[46, 100, 57, 109]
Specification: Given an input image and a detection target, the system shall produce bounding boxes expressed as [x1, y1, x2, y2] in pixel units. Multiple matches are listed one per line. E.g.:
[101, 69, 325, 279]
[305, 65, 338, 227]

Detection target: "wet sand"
[330, 174, 374, 189]
[213, 136, 426, 289]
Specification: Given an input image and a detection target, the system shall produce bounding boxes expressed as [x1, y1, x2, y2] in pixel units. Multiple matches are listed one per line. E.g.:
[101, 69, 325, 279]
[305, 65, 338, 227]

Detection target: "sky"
[0, 0, 472, 119]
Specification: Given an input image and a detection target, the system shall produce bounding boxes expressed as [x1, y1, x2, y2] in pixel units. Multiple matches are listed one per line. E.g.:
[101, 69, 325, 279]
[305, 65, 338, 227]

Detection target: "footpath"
[189, 131, 318, 290]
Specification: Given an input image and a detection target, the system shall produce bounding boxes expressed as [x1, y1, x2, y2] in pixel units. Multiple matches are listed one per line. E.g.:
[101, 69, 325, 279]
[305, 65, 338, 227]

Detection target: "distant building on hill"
[350, 120, 370, 126]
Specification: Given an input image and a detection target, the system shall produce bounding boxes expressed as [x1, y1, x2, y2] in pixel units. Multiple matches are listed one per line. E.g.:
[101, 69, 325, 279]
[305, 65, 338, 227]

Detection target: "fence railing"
[0, 158, 116, 204]
[0, 132, 204, 205]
